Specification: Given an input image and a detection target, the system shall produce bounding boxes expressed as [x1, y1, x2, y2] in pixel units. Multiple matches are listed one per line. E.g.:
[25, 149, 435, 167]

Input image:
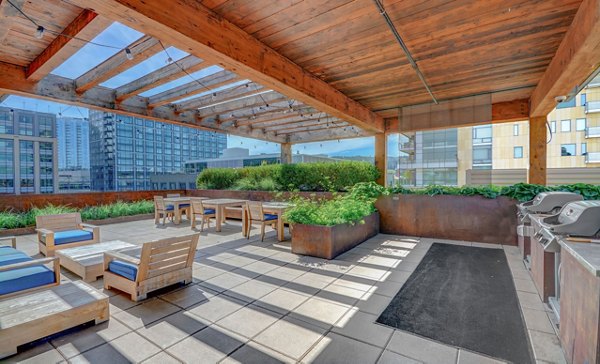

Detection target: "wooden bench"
[0, 281, 109, 359]
[36, 213, 99, 256]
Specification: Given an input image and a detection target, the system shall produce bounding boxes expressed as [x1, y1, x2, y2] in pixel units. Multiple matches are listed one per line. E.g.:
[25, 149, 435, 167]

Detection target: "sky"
[0, 21, 398, 158]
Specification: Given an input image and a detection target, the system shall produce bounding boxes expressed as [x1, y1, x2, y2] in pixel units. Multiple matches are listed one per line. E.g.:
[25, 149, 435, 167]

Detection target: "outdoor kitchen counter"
[558, 239, 600, 277]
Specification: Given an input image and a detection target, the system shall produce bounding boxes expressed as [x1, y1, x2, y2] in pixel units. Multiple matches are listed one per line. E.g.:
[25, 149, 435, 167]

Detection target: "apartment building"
[0, 107, 58, 194]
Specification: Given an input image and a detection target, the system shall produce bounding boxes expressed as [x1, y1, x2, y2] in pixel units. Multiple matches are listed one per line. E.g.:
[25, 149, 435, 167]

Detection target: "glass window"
[513, 124, 519, 136]
[38, 116, 54, 137]
[561, 144, 576, 156]
[0, 110, 13, 134]
[18, 114, 34, 136]
[561, 119, 571, 132]
[576, 118, 586, 131]
[581, 143, 587, 156]
[472, 125, 492, 144]
[557, 98, 576, 109]
[514, 146, 523, 159]
[0, 138, 14, 193]
[473, 145, 492, 165]
[550, 121, 556, 133]
[581, 93, 587, 106]
[19, 140, 34, 193]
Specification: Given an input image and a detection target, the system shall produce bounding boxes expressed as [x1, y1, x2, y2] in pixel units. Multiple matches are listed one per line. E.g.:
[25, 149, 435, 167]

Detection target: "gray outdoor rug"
[377, 243, 534, 364]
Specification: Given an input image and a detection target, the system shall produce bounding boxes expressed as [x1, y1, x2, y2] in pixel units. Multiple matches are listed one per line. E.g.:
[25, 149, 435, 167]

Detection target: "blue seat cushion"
[0, 265, 55, 295]
[264, 214, 278, 221]
[53, 230, 94, 245]
[108, 260, 138, 281]
[0, 247, 32, 266]
[204, 209, 215, 214]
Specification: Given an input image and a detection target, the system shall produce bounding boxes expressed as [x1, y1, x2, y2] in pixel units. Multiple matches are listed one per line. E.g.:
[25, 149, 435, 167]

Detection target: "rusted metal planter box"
[376, 194, 518, 246]
[291, 212, 380, 259]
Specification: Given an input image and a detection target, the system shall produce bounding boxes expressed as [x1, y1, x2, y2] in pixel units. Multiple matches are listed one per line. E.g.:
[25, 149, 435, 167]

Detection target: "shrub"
[196, 168, 240, 189]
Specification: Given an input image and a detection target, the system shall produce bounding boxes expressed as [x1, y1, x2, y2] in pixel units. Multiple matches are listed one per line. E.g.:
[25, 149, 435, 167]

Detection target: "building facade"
[56, 116, 89, 170]
[0, 107, 58, 194]
[89, 111, 227, 191]
[396, 75, 600, 186]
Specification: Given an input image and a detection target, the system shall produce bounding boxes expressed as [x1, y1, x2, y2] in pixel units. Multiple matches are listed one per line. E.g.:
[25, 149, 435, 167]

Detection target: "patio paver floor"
[3, 218, 566, 363]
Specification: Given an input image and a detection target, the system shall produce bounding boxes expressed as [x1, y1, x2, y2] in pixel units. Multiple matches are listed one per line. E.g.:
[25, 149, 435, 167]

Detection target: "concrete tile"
[136, 310, 208, 349]
[217, 304, 282, 339]
[69, 332, 161, 364]
[159, 284, 217, 309]
[360, 255, 401, 269]
[316, 283, 367, 306]
[356, 293, 392, 315]
[471, 242, 503, 249]
[332, 308, 394, 348]
[387, 331, 458, 364]
[191, 265, 229, 281]
[347, 265, 390, 281]
[302, 332, 383, 364]
[290, 296, 352, 330]
[2, 342, 65, 364]
[395, 260, 420, 273]
[199, 272, 250, 292]
[513, 278, 538, 294]
[51, 318, 132, 358]
[457, 349, 507, 363]
[522, 308, 555, 334]
[142, 352, 182, 364]
[377, 350, 422, 363]
[517, 291, 548, 312]
[223, 279, 279, 303]
[167, 325, 246, 363]
[528, 330, 567, 363]
[187, 294, 246, 323]
[370, 280, 405, 297]
[330, 276, 375, 292]
[254, 288, 311, 315]
[221, 341, 295, 364]
[108, 292, 142, 313]
[113, 299, 180, 330]
[254, 316, 327, 360]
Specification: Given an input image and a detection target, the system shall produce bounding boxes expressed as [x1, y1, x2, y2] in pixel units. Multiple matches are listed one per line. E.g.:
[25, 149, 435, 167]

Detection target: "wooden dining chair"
[246, 201, 278, 242]
[166, 193, 190, 219]
[190, 198, 216, 231]
[154, 196, 174, 225]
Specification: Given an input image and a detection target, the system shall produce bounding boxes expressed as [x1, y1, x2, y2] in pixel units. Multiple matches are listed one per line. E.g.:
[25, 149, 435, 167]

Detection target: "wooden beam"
[528, 116, 547, 185]
[197, 91, 288, 120]
[266, 119, 343, 132]
[75, 35, 161, 93]
[0, 0, 24, 45]
[228, 105, 314, 127]
[259, 115, 329, 130]
[276, 123, 349, 135]
[70, 0, 384, 133]
[385, 98, 529, 133]
[374, 133, 386, 186]
[174, 82, 264, 112]
[280, 143, 292, 164]
[115, 55, 206, 101]
[0, 61, 286, 143]
[26, 10, 111, 81]
[287, 126, 370, 143]
[530, 0, 600, 117]
[0, 94, 8, 103]
[147, 70, 239, 108]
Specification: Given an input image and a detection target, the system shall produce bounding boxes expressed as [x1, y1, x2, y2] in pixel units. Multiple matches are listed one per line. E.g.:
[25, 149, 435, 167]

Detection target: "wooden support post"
[374, 133, 387, 186]
[529, 116, 547, 185]
[281, 143, 292, 164]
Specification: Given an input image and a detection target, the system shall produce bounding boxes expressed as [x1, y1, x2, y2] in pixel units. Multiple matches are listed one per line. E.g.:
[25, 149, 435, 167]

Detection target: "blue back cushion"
[264, 214, 278, 221]
[108, 260, 138, 281]
[0, 266, 55, 295]
[204, 209, 216, 214]
[54, 230, 93, 245]
[0, 247, 32, 266]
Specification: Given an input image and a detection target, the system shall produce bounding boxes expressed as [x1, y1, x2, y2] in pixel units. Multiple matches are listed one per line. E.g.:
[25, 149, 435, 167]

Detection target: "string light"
[125, 48, 134, 60]
[35, 25, 44, 39]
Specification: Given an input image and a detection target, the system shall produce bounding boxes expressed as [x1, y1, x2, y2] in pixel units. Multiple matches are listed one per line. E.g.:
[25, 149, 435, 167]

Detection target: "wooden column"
[374, 133, 387, 186]
[528, 116, 547, 185]
[281, 143, 292, 164]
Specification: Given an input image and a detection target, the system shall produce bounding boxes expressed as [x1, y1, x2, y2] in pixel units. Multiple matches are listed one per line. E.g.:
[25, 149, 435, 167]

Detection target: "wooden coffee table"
[56, 240, 136, 282]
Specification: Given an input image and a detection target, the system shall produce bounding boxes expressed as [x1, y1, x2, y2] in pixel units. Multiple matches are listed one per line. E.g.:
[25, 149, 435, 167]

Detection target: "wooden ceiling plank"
[0, 60, 286, 143]
[75, 34, 162, 93]
[147, 69, 240, 108]
[197, 91, 288, 119]
[70, 0, 384, 133]
[0, 0, 25, 45]
[174, 81, 265, 112]
[115, 55, 206, 101]
[530, 0, 600, 117]
[26, 10, 111, 81]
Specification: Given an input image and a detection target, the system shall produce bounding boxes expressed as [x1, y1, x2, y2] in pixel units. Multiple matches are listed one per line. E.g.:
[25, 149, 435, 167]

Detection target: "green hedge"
[388, 183, 600, 202]
[0, 200, 154, 230]
[196, 161, 379, 192]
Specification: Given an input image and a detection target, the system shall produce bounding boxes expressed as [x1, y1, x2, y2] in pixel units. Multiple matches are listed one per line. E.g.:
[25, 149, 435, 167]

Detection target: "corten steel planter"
[376, 195, 518, 245]
[291, 212, 380, 259]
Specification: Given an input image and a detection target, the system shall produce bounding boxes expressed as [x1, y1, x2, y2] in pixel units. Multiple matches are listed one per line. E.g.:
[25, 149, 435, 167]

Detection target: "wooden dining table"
[163, 196, 191, 225]
[201, 198, 247, 232]
[242, 201, 292, 242]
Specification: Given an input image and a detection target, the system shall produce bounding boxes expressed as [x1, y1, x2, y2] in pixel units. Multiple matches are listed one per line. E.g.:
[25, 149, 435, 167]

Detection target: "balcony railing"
[585, 101, 600, 113]
[585, 152, 600, 164]
[586, 126, 600, 138]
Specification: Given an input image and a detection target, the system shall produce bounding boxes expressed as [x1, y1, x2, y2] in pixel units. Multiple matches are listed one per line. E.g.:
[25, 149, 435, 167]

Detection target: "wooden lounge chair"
[35, 213, 99, 257]
[246, 201, 279, 242]
[154, 196, 175, 225]
[190, 197, 216, 231]
[0, 236, 60, 298]
[103, 234, 199, 301]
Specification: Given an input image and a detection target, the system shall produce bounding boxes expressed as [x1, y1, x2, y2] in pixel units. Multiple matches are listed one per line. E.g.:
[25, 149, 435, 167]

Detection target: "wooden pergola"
[0, 0, 599, 185]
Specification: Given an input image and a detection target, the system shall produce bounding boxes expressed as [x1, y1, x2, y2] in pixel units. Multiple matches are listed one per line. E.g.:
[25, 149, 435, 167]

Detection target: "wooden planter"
[376, 194, 518, 245]
[291, 212, 380, 259]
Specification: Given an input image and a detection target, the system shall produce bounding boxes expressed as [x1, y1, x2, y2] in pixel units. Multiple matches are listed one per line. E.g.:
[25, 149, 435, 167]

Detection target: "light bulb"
[166, 57, 173, 64]
[35, 26, 45, 39]
[125, 48, 134, 60]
